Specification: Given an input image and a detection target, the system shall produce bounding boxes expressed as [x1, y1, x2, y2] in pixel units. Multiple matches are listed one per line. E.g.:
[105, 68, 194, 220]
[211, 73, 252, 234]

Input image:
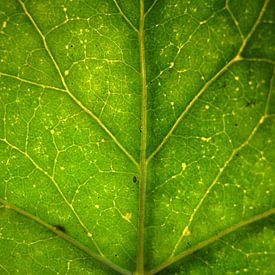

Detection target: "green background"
[0, 0, 274, 274]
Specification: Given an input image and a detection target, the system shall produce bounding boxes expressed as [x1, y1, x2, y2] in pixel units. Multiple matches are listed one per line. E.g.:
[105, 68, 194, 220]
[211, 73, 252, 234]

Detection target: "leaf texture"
[0, 0, 274, 274]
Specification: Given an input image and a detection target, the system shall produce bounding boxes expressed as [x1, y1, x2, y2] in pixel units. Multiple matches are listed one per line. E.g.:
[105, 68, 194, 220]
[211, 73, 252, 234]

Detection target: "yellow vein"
[147, 56, 240, 163]
[0, 198, 132, 275]
[17, 0, 139, 168]
[0, 138, 102, 255]
[237, 0, 269, 55]
[0, 71, 67, 92]
[147, 0, 269, 163]
[136, 0, 147, 273]
[112, 0, 138, 33]
[225, 0, 244, 40]
[147, 208, 275, 275]
[265, 66, 275, 115]
[144, 0, 160, 17]
[171, 114, 267, 257]
[242, 57, 275, 65]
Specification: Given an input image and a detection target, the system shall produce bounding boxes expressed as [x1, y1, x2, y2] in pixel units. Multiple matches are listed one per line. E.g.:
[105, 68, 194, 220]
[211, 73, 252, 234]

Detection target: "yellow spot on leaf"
[201, 136, 210, 142]
[181, 162, 187, 171]
[182, 226, 190, 236]
[169, 62, 174, 69]
[123, 212, 132, 221]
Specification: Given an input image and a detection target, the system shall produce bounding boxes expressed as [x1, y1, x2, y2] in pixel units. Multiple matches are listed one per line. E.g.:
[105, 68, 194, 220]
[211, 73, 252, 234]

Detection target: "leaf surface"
[0, 0, 274, 274]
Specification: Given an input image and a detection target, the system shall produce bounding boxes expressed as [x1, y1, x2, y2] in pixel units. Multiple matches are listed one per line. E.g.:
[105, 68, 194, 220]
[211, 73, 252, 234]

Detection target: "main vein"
[137, 0, 147, 274]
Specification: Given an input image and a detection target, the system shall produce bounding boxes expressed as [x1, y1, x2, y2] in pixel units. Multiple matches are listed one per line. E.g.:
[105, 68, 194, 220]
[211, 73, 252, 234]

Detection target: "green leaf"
[0, 0, 274, 274]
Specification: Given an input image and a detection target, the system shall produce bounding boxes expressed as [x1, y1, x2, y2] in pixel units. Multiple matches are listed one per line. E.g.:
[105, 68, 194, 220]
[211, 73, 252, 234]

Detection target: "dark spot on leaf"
[115, 254, 117, 257]
[70, 45, 73, 48]
[133, 176, 137, 183]
[53, 225, 66, 232]
[245, 99, 256, 107]
[235, 153, 239, 157]
[234, 123, 238, 127]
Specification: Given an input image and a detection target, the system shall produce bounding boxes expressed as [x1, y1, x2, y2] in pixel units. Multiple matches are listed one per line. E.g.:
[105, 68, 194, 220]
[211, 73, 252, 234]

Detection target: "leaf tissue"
[0, 0, 274, 274]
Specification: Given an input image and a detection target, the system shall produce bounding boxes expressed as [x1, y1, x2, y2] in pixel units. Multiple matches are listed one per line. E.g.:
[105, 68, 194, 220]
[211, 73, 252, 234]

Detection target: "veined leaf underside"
[0, 0, 274, 274]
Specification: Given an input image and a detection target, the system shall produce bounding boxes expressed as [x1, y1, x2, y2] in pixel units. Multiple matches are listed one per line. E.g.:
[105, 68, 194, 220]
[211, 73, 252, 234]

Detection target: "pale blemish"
[182, 226, 190, 236]
[2, 21, 7, 29]
[169, 62, 174, 69]
[201, 136, 210, 142]
[123, 212, 132, 222]
[181, 162, 187, 171]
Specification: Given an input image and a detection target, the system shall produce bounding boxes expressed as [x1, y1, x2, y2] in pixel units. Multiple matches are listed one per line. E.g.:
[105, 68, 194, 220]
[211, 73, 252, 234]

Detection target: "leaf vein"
[0, 71, 67, 92]
[144, 0, 160, 17]
[148, 208, 275, 274]
[0, 138, 102, 255]
[171, 113, 269, 257]
[112, 0, 138, 32]
[17, 0, 139, 168]
[147, 0, 269, 162]
[0, 198, 132, 275]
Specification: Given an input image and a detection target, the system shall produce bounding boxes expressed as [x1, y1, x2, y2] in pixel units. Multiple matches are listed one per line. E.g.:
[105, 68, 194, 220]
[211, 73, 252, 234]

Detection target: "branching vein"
[144, 0, 160, 17]
[0, 71, 67, 92]
[148, 208, 275, 274]
[0, 198, 132, 275]
[17, 0, 139, 168]
[171, 113, 268, 257]
[112, 0, 138, 32]
[147, 0, 270, 163]
[0, 138, 102, 254]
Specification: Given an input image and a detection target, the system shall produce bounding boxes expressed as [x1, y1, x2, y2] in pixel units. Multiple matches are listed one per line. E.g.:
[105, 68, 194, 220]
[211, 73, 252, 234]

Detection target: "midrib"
[137, 0, 148, 274]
